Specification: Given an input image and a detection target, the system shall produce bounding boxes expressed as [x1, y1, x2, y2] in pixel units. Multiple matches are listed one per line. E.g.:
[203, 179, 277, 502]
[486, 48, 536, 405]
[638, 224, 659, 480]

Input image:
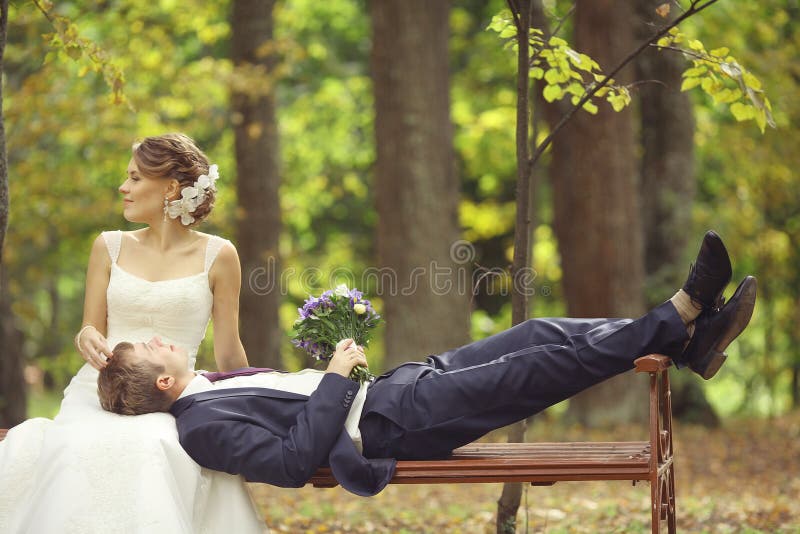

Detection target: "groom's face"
[131, 337, 189, 376]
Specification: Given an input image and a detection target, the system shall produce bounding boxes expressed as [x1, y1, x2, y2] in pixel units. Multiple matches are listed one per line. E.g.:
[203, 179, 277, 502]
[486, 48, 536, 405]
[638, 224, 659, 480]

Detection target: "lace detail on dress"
[103, 232, 225, 371]
[101, 230, 122, 263]
[204, 235, 229, 272]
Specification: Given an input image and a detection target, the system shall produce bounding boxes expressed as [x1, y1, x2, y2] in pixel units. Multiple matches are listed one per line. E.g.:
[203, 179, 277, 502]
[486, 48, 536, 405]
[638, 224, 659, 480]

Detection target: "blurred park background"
[0, 0, 798, 531]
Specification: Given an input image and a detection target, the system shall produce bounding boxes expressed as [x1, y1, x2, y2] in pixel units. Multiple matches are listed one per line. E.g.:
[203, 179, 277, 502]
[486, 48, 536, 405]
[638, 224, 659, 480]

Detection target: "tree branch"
[506, 0, 523, 33]
[654, 43, 728, 65]
[550, 4, 576, 39]
[526, 0, 719, 174]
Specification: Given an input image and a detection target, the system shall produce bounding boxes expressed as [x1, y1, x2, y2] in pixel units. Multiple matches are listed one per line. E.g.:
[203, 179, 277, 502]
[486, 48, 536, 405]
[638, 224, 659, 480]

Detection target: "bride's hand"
[75, 326, 111, 370]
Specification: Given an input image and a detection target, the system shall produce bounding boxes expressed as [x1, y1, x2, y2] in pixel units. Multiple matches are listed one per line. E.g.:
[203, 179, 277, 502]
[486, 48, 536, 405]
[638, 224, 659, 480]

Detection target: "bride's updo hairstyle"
[132, 133, 216, 225]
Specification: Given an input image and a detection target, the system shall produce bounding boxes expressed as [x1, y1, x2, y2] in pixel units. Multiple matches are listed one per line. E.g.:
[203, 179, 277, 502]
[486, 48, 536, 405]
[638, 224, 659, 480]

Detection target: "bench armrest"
[634, 354, 672, 373]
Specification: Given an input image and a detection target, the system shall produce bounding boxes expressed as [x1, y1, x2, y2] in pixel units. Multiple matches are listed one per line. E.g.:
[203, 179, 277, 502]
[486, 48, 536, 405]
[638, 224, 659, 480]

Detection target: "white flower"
[166, 194, 199, 226]
[353, 303, 367, 315]
[182, 186, 199, 200]
[179, 211, 195, 225]
[334, 284, 350, 297]
[196, 174, 211, 190]
[164, 162, 220, 227]
[196, 165, 219, 192]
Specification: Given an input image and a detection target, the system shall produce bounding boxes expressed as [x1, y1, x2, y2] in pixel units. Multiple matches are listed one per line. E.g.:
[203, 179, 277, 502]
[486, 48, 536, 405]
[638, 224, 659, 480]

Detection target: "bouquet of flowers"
[291, 284, 382, 383]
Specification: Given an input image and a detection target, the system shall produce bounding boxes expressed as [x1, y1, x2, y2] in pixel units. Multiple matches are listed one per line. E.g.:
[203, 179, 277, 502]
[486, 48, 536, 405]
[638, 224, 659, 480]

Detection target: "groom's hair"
[97, 342, 174, 415]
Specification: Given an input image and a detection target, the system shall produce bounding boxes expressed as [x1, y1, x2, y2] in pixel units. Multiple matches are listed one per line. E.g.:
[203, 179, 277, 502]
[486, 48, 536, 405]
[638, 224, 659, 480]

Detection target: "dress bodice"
[103, 230, 228, 370]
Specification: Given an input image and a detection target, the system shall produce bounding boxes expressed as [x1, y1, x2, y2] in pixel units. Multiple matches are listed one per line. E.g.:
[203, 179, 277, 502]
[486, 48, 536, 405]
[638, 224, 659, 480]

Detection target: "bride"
[0, 133, 266, 533]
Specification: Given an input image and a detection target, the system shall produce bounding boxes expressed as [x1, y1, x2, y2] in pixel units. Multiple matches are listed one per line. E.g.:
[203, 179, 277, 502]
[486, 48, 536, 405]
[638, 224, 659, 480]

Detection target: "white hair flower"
[195, 164, 219, 191]
[164, 163, 220, 226]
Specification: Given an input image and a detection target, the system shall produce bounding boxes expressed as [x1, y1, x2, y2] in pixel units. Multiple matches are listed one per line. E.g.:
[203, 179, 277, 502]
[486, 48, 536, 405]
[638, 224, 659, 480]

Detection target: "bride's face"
[119, 158, 170, 224]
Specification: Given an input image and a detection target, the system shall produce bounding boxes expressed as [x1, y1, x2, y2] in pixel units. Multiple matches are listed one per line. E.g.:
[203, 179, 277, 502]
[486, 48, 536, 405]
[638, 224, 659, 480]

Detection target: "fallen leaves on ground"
[248, 412, 800, 533]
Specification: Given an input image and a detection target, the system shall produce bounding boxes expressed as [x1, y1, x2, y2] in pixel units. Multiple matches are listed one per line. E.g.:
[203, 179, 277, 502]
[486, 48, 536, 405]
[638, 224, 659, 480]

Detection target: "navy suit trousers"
[359, 301, 687, 460]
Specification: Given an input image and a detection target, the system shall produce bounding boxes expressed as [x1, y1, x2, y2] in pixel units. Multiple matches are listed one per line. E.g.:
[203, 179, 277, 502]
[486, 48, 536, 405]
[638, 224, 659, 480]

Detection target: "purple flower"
[300, 295, 329, 318]
[349, 288, 363, 300]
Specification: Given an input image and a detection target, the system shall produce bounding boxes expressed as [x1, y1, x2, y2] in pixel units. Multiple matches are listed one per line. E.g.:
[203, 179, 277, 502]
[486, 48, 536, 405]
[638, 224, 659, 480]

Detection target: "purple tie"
[201, 367, 274, 383]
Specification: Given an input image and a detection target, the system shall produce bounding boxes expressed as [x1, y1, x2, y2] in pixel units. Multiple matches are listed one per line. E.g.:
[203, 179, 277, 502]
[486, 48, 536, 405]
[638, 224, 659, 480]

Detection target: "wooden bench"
[0, 354, 676, 533]
[308, 354, 677, 533]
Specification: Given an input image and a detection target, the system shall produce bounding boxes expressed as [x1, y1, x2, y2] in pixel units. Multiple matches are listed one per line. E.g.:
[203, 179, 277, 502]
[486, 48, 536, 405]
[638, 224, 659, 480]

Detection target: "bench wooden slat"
[308, 441, 653, 487]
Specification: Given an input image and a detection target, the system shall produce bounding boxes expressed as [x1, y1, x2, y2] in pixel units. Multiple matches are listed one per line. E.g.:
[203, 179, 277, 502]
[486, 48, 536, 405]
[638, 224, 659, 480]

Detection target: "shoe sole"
[699, 350, 727, 381]
[697, 276, 757, 379]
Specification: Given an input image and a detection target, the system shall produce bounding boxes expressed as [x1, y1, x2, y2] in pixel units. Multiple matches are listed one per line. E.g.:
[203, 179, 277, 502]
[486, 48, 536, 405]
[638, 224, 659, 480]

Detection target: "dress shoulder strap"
[204, 235, 230, 272]
[101, 230, 123, 264]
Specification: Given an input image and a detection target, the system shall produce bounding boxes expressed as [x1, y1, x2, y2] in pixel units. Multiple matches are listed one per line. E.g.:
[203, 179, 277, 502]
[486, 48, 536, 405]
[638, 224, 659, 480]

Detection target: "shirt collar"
[178, 373, 214, 400]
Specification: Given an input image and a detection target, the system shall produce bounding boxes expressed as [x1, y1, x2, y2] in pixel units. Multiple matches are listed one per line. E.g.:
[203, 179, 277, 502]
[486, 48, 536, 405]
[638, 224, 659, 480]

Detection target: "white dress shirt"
[179, 369, 369, 453]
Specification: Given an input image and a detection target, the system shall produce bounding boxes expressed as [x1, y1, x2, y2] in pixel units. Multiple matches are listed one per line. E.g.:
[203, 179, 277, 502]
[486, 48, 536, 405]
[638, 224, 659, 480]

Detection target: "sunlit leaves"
[4, 0, 236, 380]
[488, 10, 632, 116]
[657, 30, 774, 133]
[33, 0, 129, 107]
[460, 200, 516, 242]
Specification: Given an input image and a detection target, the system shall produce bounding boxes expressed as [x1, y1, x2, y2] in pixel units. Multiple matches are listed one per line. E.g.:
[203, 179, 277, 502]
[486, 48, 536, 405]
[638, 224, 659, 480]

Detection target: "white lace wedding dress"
[0, 231, 267, 534]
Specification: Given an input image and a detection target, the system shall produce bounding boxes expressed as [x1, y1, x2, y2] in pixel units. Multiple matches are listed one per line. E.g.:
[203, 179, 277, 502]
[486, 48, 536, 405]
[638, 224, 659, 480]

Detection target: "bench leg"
[661, 372, 677, 533]
[649, 368, 677, 534]
[665, 462, 677, 533]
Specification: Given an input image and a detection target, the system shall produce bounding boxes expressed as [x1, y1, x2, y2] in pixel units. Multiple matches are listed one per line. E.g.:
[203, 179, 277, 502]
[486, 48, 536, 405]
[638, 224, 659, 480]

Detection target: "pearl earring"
[163, 197, 168, 222]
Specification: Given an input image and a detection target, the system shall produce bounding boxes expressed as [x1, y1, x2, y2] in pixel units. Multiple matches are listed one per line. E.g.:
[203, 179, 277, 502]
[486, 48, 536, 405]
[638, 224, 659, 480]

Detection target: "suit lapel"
[171, 386, 310, 417]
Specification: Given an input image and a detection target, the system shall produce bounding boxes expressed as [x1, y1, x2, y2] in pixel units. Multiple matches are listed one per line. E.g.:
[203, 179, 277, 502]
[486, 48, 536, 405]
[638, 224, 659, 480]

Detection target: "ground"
[249, 412, 800, 533]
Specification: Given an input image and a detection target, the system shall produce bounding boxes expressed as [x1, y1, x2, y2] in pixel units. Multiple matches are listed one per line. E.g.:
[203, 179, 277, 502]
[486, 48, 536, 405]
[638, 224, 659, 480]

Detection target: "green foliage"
[487, 6, 773, 133]
[487, 10, 632, 115]
[34, 0, 128, 107]
[683, 1, 800, 416]
[6, 0, 796, 416]
[656, 27, 774, 133]
[5, 0, 234, 384]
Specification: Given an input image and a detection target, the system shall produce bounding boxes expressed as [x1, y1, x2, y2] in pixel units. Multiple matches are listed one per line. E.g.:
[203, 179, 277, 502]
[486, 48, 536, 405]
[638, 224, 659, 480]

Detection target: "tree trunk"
[635, 0, 696, 306]
[370, 0, 470, 369]
[0, 0, 7, 263]
[0, 268, 26, 427]
[0, 0, 23, 428]
[231, 0, 283, 369]
[635, 0, 719, 425]
[497, 3, 533, 530]
[793, 294, 800, 409]
[555, 0, 647, 425]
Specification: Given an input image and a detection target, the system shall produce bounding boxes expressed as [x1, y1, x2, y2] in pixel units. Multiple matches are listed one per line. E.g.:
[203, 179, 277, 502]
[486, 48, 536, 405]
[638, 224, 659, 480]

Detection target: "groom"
[98, 231, 756, 497]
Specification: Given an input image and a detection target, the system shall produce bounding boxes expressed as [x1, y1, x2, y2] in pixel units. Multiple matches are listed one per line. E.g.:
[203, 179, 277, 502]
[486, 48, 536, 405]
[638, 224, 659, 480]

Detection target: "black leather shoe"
[682, 230, 733, 310]
[683, 276, 757, 380]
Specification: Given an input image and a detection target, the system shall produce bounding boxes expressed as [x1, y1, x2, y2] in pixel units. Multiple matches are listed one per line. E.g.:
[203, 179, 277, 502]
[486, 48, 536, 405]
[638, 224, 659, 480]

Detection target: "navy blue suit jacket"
[169, 372, 396, 496]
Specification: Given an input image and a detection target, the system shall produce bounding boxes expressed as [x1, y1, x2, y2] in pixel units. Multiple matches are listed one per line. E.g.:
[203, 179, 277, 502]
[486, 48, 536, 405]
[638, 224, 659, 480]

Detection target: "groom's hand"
[326, 339, 367, 378]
